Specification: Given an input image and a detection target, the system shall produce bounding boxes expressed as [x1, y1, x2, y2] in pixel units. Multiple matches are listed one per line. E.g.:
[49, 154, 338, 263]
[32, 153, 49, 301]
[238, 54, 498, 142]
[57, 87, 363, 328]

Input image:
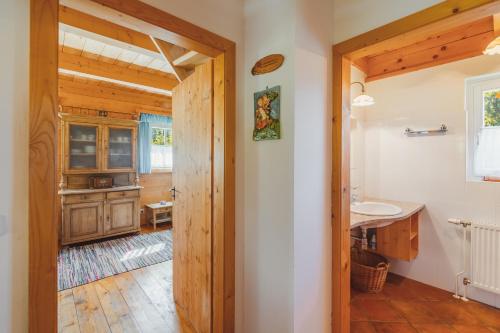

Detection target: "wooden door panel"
[63, 202, 103, 244]
[105, 198, 139, 234]
[172, 60, 213, 333]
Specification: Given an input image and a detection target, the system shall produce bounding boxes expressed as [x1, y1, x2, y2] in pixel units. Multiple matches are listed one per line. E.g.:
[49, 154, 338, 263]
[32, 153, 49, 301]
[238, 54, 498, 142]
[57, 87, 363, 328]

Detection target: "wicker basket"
[351, 247, 389, 293]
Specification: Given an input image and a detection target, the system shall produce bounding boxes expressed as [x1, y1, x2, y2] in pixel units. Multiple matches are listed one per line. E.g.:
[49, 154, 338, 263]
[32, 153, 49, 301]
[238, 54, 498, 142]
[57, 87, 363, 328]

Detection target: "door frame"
[331, 1, 500, 332]
[29, 0, 236, 332]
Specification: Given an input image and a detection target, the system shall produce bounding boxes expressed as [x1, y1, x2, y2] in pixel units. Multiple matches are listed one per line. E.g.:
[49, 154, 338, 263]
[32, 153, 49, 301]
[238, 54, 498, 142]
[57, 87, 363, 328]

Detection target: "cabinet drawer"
[64, 192, 105, 204]
[107, 190, 139, 200]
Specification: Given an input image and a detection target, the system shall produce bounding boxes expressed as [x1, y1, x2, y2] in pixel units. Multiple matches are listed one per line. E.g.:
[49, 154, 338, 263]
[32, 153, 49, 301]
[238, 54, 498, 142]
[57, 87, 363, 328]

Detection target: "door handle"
[170, 187, 181, 200]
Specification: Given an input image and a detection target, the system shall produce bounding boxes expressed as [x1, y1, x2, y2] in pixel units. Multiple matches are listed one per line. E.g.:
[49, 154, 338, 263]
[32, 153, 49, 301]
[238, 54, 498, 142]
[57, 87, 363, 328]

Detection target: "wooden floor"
[351, 273, 500, 332]
[58, 260, 196, 333]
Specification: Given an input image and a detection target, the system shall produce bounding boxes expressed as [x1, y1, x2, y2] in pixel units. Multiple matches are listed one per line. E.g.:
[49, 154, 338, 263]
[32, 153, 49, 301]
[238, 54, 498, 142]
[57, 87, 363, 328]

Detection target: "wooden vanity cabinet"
[61, 190, 140, 245]
[372, 212, 420, 261]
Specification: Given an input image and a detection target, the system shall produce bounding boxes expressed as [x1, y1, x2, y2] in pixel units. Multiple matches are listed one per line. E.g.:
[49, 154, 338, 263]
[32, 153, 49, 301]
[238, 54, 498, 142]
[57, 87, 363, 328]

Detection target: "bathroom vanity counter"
[351, 198, 424, 229]
[351, 198, 425, 261]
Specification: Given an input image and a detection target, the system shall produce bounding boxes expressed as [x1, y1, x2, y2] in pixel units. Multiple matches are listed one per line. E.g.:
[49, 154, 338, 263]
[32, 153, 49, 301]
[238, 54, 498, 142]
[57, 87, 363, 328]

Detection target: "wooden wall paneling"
[29, 0, 59, 331]
[59, 50, 178, 91]
[335, 0, 500, 60]
[365, 17, 494, 81]
[332, 52, 351, 333]
[59, 75, 172, 111]
[139, 173, 173, 226]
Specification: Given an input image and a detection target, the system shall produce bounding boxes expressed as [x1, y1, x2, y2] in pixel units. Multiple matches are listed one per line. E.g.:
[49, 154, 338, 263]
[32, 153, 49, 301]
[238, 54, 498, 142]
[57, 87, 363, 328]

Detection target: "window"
[151, 126, 173, 170]
[466, 73, 500, 180]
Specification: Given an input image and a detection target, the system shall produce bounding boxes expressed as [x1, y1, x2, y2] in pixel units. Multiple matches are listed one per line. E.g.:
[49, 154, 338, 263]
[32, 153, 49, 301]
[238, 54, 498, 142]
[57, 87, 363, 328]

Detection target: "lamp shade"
[352, 94, 375, 107]
[484, 37, 500, 55]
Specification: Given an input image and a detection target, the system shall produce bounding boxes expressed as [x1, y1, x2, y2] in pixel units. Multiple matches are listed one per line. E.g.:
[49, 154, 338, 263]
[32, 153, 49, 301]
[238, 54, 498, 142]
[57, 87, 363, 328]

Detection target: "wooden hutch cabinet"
[59, 114, 141, 245]
[62, 116, 137, 174]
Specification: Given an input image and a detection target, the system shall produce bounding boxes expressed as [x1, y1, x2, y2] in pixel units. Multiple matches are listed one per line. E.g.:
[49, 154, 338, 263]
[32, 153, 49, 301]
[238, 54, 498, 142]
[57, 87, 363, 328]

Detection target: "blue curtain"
[138, 113, 172, 174]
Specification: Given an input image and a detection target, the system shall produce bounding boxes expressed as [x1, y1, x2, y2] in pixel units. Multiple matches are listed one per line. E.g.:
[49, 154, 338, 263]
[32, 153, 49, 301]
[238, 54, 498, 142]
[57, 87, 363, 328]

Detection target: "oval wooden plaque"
[252, 54, 285, 75]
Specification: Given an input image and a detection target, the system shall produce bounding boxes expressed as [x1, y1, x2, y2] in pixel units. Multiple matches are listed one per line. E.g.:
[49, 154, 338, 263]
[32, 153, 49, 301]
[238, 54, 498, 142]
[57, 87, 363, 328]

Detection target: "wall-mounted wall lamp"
[351, 81, 375, 107]
[484, 37, 500, 55]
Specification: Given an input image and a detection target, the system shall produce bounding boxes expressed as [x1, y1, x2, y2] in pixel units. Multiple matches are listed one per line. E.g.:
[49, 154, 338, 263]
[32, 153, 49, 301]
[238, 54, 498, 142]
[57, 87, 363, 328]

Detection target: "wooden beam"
[59, 50, 178, 91]
[334, 0, 500, 60]
[84, 0, 225, 57]
[332, 51, 351, 333]
[29, 0, 58, 332]
[366, 17, 495, 81]
[151, 37, 191, 81]
[59, 5, 158, 53]
[58, 74, 172, 115]
[495, 13, 500, 35]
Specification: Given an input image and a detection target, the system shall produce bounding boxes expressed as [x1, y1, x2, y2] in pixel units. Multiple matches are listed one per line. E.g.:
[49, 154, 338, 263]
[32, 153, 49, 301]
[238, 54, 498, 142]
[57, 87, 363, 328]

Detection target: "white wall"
[363, 55, 500, 308]
[350, 67, 367, 201]
[243, 0, 295, 331]
[293, 0, 333, 332]
[0, 1, 29, 332]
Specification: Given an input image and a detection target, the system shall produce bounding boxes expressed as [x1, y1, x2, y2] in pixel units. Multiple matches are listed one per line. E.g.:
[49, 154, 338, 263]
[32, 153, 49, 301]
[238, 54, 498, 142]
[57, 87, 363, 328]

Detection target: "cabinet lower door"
[105, 198, 140, 235]
[63, 202, 104, 244]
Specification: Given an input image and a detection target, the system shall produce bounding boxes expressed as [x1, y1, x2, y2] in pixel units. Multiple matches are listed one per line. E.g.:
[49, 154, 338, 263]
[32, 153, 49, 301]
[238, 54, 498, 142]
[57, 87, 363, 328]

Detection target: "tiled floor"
[351, 274, 500, 333]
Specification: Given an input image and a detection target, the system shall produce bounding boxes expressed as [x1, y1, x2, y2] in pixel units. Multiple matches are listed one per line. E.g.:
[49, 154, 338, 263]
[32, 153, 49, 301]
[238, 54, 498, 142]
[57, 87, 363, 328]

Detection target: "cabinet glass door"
[108, 127, 133, 169]
[69, 124, 98, 170]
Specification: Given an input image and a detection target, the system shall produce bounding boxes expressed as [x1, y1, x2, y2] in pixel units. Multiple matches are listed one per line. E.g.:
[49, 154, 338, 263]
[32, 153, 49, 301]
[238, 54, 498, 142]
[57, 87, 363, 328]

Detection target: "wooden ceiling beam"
[365, 17, 494, 82]
[59, 49, 178, 91]
[151, 37, 192, 82]
[59, 5, 158, 53]
[61, 0, 222, 57]
[334, 0, 500, 60]
[60, 5, 194, 64]
[495, 13, 500, 35]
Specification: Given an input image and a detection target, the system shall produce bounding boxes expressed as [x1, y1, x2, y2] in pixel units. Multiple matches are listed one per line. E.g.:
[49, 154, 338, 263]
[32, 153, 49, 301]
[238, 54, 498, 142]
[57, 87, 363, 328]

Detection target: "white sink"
[351, 201, 402, 216]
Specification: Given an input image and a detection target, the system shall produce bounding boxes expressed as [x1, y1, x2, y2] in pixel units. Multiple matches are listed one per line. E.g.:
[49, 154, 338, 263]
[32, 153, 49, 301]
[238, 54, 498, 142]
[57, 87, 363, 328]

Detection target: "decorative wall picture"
[253, 85, 281, 141]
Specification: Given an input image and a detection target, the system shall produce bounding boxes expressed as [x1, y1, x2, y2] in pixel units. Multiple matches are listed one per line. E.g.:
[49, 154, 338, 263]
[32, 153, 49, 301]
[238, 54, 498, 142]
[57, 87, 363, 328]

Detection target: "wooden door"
[62, 201, 104, 244]
[172, 60, 213, 333]
[105, 198, 140, 235]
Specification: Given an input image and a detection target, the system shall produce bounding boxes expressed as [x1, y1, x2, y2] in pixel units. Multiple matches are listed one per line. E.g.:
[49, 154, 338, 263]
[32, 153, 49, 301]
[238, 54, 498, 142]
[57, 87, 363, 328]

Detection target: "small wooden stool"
[145, 202, 173, 230]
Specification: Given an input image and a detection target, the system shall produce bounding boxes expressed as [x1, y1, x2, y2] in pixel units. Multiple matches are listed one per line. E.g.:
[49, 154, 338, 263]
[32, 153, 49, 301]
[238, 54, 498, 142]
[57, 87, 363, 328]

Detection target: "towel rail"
[405, 124, 448, 136]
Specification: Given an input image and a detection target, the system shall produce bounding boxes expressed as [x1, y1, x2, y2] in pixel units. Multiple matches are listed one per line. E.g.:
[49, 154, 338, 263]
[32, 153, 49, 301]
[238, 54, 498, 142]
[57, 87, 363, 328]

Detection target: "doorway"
[331, 1, 500, 332]
[29, 1, 235, 332]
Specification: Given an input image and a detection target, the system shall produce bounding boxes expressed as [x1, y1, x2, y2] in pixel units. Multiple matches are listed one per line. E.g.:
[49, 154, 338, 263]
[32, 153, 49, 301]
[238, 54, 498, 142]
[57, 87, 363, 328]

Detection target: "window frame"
[465, 72, 500, 182]
[150, 125, 173, 172]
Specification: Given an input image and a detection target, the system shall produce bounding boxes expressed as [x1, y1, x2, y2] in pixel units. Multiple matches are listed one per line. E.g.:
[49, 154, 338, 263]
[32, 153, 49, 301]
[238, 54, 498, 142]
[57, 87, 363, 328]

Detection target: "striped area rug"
[58, 230, 173, 291]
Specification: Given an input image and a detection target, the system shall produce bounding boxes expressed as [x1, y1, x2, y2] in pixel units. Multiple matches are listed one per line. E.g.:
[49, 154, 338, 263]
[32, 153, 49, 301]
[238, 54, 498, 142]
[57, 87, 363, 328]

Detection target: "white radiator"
[471, 223, 500, 295]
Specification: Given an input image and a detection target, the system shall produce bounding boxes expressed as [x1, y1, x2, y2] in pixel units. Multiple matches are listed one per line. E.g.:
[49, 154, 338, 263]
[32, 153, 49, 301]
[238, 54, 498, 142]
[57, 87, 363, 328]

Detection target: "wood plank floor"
[58, 260, 196, 333]
[351, 273, 500, 332]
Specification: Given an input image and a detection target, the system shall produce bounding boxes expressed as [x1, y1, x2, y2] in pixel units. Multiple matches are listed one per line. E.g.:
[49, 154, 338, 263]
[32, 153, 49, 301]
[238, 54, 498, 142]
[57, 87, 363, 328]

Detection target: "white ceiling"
[58, 25, 174, 74]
